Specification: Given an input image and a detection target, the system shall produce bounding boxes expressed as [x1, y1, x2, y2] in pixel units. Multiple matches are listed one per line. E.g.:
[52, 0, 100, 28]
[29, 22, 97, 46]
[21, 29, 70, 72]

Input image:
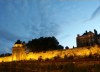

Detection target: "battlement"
[0, 30, 100, 62]
[13, 44, 23, 47]
[1, 45, 100, 62]
[76, 29, 100, 47]
[12, 40, 26, 61]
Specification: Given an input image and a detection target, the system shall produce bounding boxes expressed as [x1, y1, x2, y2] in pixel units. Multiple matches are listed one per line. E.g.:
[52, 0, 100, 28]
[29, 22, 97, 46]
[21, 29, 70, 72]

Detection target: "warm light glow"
[13, 44, 23, 47]
[0, 45, 100, 62]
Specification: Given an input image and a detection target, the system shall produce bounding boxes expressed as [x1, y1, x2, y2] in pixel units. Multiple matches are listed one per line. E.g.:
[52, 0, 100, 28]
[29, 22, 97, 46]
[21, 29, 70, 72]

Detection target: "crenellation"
[76, 29, 100, 47]
[12, 40, 26, 61]
[1, 30, 100, 62]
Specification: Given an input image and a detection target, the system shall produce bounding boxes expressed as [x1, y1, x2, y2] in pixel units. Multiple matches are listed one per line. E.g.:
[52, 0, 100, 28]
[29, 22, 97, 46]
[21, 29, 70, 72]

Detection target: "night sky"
[0, 0, 100, 54]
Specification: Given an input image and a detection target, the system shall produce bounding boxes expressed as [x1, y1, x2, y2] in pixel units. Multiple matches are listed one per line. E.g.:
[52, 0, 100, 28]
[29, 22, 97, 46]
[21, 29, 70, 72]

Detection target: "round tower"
[12, 40, 26, 61]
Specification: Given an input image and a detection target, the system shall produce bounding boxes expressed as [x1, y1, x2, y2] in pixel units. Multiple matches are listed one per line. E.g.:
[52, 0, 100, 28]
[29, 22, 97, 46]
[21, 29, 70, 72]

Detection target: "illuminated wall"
[26, 45, 100, 60]
[12, 44, 26, 61]
[0, 45, 100, 62]
[0, 56, 12, 62]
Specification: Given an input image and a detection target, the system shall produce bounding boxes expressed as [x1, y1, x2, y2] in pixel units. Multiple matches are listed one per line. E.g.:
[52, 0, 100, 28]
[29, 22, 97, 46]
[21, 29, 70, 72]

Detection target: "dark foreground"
[0, 60, 100, 72]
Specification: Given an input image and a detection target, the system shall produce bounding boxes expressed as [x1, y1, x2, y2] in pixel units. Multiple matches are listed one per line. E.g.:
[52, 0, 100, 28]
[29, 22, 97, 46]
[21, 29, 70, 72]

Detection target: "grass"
[0, 60, 100, 72]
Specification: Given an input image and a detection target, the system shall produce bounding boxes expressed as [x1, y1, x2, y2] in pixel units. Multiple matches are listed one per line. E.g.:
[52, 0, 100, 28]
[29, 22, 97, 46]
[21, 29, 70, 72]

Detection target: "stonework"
[76, 29, 100, 47]
[0, 40, 27, 62]
[12, 44, 26, 61]
[0, 44, 100, 62]
[1, 30, 100, 62]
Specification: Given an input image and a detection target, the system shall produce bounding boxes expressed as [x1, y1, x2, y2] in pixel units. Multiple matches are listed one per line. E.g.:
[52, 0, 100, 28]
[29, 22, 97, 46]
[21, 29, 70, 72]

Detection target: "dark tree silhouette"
[26, 36, 64, 52]
[15, 40, 22, 44]
[94, 29, 98, 36]
[58, 45, 64, 49]
[0, 53, 11, 57]
[65, 46, 69, 49]
[73, 46, 75, 48]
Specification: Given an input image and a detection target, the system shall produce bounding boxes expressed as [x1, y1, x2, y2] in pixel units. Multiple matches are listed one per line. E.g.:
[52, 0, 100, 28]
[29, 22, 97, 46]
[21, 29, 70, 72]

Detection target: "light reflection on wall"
[0, 45, 100, 62]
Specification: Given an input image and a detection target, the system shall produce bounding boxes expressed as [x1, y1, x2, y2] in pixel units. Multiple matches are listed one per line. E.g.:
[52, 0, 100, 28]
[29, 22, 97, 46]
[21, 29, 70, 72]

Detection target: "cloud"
[84, 6, 100, 22]
[90, 6, 100, 20]
[0, 39, 13, 54]
[0, 29, 20, 42]
[0, 29, 30, 54]
[0, 0, 61, 53]
[25, 0, 60, 38]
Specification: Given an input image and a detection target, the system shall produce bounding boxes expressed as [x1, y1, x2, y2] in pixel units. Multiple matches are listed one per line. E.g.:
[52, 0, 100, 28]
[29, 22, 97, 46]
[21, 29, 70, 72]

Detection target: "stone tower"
[76, 31, 95, 47]
[12, 40, 26, 61]
[76, 29, 100, 47]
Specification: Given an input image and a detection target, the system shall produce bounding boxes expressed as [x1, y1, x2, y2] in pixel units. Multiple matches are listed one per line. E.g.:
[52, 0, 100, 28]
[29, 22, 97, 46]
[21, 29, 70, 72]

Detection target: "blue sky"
[0, 0, 100, 53]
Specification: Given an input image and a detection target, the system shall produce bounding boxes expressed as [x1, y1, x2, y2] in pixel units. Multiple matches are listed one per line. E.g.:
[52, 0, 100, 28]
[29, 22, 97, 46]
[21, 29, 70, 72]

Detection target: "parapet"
[13, 44, 23, 47]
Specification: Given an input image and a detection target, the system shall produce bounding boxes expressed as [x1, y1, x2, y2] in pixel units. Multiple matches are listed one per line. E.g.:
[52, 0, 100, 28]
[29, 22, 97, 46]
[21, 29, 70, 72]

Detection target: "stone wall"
[0, 45, 100, 62]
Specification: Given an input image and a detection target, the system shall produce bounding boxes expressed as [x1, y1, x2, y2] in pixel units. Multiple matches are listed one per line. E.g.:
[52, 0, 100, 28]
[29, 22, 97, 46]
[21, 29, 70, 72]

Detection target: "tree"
[26, 36, 64, 52]
[15, 40, 22, 44]
[73, 46, 75, 48]
[94, 29, 98, 36]
[58, 45, 64, 50]
[65, 46, 69, 49]
[0, 53, 11, 57]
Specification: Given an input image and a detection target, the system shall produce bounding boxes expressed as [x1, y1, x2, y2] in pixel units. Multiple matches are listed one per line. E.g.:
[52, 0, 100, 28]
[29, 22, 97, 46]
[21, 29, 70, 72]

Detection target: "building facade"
[76, 29, 100, 47]
[12, 40, 26, 61]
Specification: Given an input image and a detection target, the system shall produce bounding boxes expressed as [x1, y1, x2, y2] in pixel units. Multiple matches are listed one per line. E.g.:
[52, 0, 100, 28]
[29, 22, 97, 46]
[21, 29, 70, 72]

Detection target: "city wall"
[0, 45, 100, 62]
